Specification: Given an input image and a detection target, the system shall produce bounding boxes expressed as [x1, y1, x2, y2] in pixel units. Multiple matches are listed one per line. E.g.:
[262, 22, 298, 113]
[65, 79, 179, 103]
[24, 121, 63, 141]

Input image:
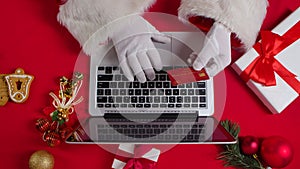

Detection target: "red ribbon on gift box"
[114, 145, 158, 169]
[241, 21, 300, 94]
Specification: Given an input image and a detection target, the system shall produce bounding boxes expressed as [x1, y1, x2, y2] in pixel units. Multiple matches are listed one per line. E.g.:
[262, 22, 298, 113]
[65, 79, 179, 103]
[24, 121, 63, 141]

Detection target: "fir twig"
[218, 120, 264, 169]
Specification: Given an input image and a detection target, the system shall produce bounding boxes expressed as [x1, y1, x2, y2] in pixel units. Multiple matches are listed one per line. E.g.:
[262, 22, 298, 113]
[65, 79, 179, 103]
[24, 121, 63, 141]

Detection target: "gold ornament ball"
[29, 150, 54, 169]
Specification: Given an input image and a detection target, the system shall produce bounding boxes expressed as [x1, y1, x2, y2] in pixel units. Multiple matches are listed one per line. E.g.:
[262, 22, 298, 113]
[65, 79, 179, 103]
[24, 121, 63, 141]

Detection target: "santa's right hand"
[111, 15, 170, 83]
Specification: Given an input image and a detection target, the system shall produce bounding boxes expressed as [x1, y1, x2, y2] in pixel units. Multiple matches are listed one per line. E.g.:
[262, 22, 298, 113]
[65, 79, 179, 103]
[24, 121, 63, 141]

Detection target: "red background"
[0, 0, 299, 169]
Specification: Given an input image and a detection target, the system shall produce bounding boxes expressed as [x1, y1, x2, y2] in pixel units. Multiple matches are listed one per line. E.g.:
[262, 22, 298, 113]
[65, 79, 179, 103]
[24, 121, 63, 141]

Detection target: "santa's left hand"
[188, 22, 231, 77]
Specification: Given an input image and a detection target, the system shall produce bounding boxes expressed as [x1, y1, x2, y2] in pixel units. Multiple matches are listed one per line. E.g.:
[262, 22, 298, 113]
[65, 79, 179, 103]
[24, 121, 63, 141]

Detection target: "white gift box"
[111, 144, 161, 169]
[232, 7, 300, 114]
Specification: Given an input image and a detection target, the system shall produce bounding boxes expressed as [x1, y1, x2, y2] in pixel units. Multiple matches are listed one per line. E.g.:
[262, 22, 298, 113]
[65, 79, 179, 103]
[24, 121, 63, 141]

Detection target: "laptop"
[67, 32, 236, 144]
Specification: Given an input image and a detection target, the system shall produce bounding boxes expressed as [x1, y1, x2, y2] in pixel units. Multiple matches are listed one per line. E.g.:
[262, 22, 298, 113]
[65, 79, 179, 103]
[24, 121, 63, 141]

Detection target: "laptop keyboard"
[97, 66, 207, 109]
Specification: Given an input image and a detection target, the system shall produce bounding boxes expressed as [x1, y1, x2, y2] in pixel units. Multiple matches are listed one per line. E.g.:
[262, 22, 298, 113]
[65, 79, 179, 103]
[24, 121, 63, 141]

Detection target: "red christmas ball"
[240, 136, 260, 155]
[260, 136, 293, 168]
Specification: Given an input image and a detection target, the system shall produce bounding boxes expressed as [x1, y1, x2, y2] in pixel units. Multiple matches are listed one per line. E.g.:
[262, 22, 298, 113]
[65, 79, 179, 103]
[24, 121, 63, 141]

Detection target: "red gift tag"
[167, 67, 209, 86]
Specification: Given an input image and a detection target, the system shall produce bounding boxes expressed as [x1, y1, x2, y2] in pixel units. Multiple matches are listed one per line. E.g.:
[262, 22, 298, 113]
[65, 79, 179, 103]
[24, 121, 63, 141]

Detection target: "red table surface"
[0, 0, 299, 169]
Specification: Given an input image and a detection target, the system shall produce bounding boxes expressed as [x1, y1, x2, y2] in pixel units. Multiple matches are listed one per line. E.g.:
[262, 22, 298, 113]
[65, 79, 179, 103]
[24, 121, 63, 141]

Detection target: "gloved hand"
[111, 15, 170, 83]
[188, 22, 232, 77]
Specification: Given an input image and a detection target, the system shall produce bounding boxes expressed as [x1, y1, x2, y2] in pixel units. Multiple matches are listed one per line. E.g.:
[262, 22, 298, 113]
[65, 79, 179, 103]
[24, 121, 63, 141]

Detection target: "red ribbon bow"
[241, 21, 300, 94]
[115, 145, 158, 169]
[124, 158, 157, 169]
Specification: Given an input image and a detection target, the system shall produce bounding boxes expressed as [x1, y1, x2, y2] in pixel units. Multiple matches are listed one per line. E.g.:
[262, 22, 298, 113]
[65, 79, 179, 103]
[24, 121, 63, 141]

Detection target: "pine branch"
[218, 120, 264, 169]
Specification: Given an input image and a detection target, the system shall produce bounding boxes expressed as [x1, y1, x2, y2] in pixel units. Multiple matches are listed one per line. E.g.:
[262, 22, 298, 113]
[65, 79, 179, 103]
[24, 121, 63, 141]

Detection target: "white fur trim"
[57, 0, 156, 54]
[179, 0, 268, 50]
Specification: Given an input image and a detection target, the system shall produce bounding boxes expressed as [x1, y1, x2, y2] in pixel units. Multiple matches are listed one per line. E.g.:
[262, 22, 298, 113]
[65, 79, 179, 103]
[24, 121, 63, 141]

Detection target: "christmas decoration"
[111, 144, 160, 169]
[0, 68, 34, 106]
[5, 68, 34, 103]
[232, 9, 300, 114]
[240, 136, 260, 155]
[36, 72, 84, 147]
[218, 121, 294, 169]
[260, 136, 294, 168]
[29, 150, 54, 169]
[0, 74, 9, 106]
[218, 120, 264, 169]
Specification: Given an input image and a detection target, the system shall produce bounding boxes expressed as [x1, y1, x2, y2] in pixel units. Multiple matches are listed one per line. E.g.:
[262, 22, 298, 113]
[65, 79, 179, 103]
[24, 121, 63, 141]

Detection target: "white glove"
[188, 22, 232, 77]
[111, 15, 170, 83]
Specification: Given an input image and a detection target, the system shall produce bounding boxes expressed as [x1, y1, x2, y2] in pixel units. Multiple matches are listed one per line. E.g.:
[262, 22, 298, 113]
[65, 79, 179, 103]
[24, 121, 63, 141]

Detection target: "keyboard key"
[141, 83, 147, 88]
[152, 104, 159, 108]
[97, 104, 104, 108]
[105, 67, 113, 74]
[192, 104, 198, 108]
[192, 97, 198, 103]
[168, 104, 175, 108]
[118, 82, 125, 88]
[138, 97, 145, 103]
[135, 89, 142, 95]
[133, 82, 140, 88]
[97, 82, 109, 88]
[131, 96, 138, 103]
[146, 97, 152, 103]
[142, 89, 149, 95]
[148, 82, 155, 88]
[178, 84, 185, 88]
[105, 104, 112, 108]
[156, 82, 163, 88]
[98, 67, 105, 71]
[188, 89, 194, 95]
[176, 104, 182, 108]
[173, 89, 179, 95]
[105, 89, 111, 95]
[110, 82, 118, 88]
[200, 104, 206, 108]
[120, 104, 127, 108]
[112, 89, 119, 95]
[163, 82, 170, 88]
[122, 75, 128, 81]
[197, 82, 206, 88]
[97, 89, 104, 95]
[158, 89, 164, 95]
[177, 96, 183, 103]
[154, 97, 160, 103]
[150, 89, 156, 95]
[114, 75, 122, 81]
[159, 75, 167, 81]
[120, 89, 126, 95]
[161, 97, 168, 103]
[186, 83, 193, 88]
[97, 97, 107, 103]
[160, 104, 167, 108]
[108, 97, 114, 103]
[169, 97, 175, 103]
[184, 104, 190, 108]
[128, 89, 134, 95]
[184, 97, 191, 103]
[98, 75, 113, 81]
[123, 97, 130, 103]
[196, 89, 206, 95]
[165, 89, 172, 95]
[180, 89, 187, 95]
[136, 104, 143, 108]
[116, 97, 122, 103]
[144, 104, 151, 108]
[200, 97, 206, 103]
